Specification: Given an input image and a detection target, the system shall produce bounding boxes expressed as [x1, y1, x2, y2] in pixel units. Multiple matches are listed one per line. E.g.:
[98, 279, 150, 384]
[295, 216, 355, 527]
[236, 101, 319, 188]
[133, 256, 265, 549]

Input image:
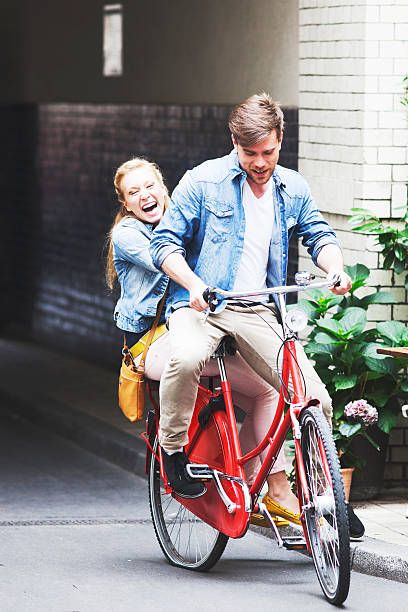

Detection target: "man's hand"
[316, 244, 351, 296]
[327, 270, 352, 295]
[189, 279, 209, 312]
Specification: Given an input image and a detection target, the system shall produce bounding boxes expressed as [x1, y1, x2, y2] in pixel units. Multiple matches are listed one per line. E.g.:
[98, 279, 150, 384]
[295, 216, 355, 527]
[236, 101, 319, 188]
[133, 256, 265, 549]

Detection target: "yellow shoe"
[263, 494, 301, 525]
[250, 512, 289, 528]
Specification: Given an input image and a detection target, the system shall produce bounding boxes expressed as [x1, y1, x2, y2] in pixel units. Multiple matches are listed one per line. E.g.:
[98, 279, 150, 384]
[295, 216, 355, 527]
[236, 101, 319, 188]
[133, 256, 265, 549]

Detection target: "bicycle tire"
[148, 436, 229, 571]
[299, 406, 350, 606]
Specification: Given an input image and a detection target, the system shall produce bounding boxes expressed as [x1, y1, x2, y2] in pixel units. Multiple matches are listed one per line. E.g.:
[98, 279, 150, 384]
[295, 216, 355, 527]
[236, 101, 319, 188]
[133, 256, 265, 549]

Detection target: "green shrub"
[300, 264, 408, 467]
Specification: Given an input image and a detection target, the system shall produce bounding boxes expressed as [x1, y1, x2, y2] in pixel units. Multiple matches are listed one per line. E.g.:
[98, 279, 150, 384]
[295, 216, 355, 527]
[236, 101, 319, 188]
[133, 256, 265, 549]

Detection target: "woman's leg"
[225, 353, 299, 514]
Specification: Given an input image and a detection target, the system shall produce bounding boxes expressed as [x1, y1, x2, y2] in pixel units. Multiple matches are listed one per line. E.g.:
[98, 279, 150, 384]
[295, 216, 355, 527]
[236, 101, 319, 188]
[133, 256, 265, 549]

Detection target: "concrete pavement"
[2, 413, 408, 611]
[1, 337, 407, 585]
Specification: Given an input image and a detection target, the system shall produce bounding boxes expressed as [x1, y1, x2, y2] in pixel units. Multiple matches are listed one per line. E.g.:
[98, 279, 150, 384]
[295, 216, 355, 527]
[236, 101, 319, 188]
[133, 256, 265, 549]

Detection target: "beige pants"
[159, 305, 332, 452]
[137, 331, 286, 477]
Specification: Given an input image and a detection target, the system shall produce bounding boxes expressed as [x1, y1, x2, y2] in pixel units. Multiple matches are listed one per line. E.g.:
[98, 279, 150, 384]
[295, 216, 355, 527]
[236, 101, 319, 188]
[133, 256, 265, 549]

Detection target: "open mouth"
[142, 201, 158, 213]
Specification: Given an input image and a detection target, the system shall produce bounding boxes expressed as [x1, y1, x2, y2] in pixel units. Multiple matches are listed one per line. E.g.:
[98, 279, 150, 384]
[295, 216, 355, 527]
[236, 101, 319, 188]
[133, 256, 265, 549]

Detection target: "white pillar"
[298, 0, 408, 321]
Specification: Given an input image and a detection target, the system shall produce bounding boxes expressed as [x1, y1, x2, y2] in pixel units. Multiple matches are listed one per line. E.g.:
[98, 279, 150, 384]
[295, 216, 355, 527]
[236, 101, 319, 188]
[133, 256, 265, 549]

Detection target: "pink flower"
[344, 399, 378, 427]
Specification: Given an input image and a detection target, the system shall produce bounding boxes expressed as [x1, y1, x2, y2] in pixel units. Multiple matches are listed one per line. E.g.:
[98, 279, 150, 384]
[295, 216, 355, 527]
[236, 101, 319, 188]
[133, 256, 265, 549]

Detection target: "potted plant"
[298, 263, 408, 499]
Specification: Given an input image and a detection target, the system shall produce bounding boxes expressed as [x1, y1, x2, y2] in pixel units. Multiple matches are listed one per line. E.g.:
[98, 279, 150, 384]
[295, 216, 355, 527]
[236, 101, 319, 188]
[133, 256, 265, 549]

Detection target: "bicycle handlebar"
[202, 273, 341, 311]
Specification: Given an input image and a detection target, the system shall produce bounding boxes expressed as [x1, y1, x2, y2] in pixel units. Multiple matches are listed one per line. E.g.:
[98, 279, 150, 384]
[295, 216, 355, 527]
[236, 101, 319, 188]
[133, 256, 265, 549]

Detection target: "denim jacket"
[112, 217, 168, 333]
[150, 150, 339, 316]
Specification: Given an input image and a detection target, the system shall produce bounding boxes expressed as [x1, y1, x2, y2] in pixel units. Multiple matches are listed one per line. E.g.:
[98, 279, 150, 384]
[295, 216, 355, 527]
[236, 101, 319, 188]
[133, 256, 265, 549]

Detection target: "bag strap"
[122, 289, 167, 372]
[137, 290, 167, 373]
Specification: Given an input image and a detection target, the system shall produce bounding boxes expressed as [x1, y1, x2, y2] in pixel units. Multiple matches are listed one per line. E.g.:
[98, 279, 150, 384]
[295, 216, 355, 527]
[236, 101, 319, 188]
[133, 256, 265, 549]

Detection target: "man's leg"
[159, 307, 225, 452]
[159, 308, 225, 498]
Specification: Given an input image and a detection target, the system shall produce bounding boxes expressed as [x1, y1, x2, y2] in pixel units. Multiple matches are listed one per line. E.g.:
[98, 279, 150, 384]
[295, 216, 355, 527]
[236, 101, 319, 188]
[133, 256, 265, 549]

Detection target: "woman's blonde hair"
[105, 157, 170, 289]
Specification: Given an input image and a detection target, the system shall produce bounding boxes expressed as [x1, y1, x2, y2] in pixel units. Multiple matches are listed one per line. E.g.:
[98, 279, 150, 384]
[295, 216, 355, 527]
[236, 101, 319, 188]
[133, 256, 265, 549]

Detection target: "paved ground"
[1, 412, 408, 612]
[353, 500, 408, 547]
[0, 337, 408, 586]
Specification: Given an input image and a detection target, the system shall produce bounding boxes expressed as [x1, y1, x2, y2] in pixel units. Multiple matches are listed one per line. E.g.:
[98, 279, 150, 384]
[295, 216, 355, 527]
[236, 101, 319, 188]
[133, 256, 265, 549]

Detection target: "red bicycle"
[143, 272, 350, 606]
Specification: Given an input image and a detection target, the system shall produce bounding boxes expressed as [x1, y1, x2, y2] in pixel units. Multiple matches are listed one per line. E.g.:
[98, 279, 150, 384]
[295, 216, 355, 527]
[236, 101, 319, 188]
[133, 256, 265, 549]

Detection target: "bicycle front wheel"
[299, 406, 350, 606]
[148, 436, 229, 571]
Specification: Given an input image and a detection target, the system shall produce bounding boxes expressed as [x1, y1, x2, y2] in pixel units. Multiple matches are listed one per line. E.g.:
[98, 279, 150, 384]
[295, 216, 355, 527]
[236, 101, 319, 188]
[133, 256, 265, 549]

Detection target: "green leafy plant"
[402, 74, 408, 107]
[300, 264, 408, 468]
[349, 207, 408, 282]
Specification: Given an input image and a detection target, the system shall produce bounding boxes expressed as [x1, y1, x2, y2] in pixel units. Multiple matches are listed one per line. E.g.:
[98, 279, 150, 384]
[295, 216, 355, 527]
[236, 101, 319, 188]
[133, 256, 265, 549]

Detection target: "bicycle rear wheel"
[148, 436, 229, 571]
[299, 406, 350, 606]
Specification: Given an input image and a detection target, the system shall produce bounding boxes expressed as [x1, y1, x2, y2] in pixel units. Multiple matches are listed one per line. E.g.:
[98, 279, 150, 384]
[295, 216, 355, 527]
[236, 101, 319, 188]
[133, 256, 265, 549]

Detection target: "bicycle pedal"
[186, 464, 213, 480]
[282, 536, 307, 551]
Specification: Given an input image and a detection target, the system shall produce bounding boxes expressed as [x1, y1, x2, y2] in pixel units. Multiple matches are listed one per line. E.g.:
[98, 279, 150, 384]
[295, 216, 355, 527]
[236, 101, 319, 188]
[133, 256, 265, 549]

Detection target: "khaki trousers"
[159, 305, 332, 452]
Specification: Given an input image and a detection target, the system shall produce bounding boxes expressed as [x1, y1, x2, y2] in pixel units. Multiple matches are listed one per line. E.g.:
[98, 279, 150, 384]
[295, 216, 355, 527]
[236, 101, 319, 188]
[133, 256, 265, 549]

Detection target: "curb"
[2, 388, 407, 584]
[250, 523, 408, 584]
[351, 537, 408, 583]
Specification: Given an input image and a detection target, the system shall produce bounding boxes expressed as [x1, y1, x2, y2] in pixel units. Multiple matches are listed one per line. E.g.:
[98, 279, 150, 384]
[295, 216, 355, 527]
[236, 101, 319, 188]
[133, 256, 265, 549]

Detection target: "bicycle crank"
[186, 464, 251, 514]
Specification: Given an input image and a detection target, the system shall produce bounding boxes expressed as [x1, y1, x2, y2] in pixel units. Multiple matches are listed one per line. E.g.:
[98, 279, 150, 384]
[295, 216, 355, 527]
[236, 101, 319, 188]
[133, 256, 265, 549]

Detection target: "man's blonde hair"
[228, 93, 284, 146]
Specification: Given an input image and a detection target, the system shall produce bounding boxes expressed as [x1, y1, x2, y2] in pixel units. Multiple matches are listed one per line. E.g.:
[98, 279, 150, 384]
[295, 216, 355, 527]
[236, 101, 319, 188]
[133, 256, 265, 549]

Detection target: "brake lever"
[202, 287, 218, 312]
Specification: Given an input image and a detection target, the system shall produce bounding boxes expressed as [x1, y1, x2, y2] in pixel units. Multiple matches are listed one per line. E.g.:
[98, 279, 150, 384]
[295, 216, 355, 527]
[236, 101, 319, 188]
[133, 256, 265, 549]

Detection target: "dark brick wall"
[0, 105, 40, 330]
[0, 103, 298, 367]
[384, 414, 408, 489]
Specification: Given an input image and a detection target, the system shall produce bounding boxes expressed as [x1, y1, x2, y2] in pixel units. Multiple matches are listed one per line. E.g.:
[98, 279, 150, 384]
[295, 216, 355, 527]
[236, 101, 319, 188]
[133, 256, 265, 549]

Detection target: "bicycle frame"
[144, 274, 338, 541]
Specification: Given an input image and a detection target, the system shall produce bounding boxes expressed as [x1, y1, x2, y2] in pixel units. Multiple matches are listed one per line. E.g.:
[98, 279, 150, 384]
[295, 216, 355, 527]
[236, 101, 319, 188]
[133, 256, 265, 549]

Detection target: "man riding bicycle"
[150, 93, 363, 537]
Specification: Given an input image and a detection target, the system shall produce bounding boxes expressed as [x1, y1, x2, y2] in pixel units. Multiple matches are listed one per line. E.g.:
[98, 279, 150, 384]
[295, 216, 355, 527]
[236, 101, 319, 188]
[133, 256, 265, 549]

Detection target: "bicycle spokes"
[299, 407, 350, 605]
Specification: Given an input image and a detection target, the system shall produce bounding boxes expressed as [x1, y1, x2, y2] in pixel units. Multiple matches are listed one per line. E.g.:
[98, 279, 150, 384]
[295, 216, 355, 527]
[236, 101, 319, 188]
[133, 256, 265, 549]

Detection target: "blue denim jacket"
[150, 150, 339, 316]
[112, 217, 168, 333]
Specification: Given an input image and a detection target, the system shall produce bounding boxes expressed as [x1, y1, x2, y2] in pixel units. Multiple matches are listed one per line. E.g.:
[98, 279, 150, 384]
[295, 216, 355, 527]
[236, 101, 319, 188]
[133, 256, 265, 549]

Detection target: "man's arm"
[150, 170, 209, 310]
[292, 175, 351, 295]
[150, 170, 199, 272]
[316, 243, 351, 295]
[161, 253, 208, 311]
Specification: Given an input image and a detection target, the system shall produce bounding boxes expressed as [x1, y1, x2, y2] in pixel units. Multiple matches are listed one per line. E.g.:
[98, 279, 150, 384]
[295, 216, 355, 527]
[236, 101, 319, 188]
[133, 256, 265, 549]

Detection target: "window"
[103, 4, 123, 77]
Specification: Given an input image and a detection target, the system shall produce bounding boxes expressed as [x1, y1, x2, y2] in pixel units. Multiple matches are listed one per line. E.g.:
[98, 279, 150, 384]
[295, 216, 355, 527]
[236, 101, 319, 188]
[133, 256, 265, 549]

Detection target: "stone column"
[298, 0, 408, 318]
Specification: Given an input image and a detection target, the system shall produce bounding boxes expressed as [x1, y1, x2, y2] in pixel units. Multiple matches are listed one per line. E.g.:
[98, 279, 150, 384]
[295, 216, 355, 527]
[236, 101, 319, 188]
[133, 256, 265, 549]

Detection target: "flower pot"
[341, 467, 354, 502]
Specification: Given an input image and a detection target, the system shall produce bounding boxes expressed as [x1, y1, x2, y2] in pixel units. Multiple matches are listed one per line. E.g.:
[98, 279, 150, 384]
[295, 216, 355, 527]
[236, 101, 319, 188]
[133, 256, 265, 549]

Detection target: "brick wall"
[0, 103, 299, 367]
[384, 413, 408, 488]
[299, 0, 408, 219]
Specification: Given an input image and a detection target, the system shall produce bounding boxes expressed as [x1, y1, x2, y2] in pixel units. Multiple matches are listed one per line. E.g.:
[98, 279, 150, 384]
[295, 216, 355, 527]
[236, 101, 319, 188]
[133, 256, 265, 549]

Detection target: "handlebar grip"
[202, 287, 217, 312]
[329, 273, 341, 288]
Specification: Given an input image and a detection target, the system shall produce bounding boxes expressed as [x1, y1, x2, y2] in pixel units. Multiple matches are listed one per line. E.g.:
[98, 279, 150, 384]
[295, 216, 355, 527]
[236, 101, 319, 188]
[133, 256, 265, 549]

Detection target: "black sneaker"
[161, 449, 206, 499]
[322, 502, 365, 539]
[347, 503, 365, 539]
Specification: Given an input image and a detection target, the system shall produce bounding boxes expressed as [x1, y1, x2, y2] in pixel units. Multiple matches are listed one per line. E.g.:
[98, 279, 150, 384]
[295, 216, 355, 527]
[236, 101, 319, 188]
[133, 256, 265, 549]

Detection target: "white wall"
[298, 0, 408, 325]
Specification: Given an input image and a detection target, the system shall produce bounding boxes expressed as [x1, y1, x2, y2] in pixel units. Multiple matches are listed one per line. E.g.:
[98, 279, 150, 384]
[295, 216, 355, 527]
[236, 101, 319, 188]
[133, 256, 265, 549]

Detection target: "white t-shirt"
[233, 180, 274, 297]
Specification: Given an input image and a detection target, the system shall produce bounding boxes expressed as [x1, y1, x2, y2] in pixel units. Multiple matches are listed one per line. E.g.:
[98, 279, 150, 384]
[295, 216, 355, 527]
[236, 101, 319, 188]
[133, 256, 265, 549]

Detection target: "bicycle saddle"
[211, 336, 237, 358]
